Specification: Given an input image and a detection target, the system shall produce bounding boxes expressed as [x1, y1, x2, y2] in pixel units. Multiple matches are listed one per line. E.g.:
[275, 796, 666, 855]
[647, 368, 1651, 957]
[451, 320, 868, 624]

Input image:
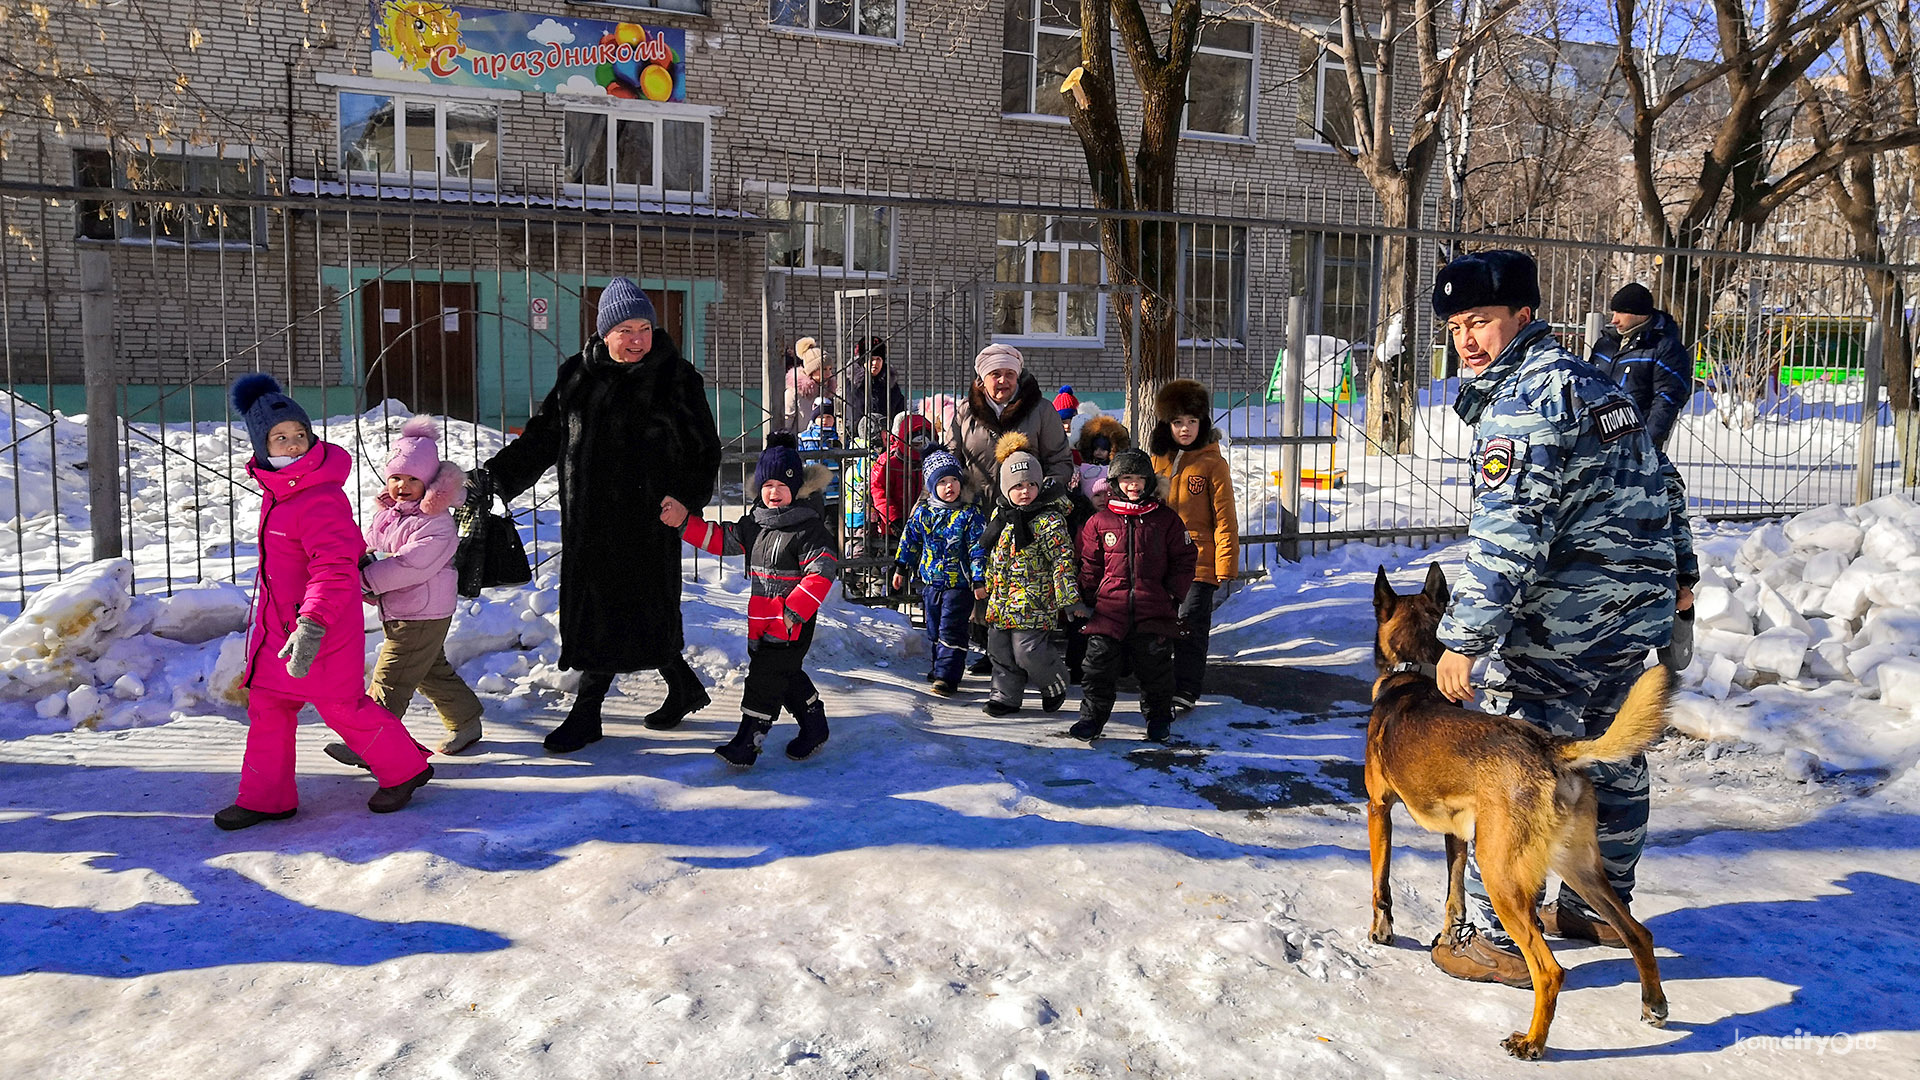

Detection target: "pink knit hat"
[385, 415, 442, 480]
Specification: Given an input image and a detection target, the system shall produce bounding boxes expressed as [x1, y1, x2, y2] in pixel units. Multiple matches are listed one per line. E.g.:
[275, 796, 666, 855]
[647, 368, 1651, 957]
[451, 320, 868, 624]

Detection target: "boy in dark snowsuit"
[891, 450, 988, 694]
[665, 434, 839, 766]
[1071, 449, 1197, 743]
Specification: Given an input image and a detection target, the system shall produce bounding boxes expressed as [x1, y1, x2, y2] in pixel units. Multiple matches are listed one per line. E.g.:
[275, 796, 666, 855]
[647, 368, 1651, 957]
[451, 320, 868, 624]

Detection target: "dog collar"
[1388, 661, 1439, 679]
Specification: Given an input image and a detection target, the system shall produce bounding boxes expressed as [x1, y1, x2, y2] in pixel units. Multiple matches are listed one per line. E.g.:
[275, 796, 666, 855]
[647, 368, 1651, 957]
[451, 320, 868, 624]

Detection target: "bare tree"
[1614, 0, 1920, 337]
[1801, 4, 1920, 480]
[1238, 0, 1523, 453]
[1054, 0, 1204, 424]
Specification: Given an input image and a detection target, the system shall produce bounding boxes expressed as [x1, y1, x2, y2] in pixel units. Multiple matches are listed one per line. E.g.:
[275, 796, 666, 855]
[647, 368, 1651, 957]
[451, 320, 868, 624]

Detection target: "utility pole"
[79, 247, 123, 561]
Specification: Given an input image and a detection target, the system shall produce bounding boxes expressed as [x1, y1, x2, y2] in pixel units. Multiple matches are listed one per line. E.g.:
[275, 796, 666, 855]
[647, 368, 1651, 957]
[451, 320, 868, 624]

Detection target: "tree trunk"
[1365, 184, 1419, 454]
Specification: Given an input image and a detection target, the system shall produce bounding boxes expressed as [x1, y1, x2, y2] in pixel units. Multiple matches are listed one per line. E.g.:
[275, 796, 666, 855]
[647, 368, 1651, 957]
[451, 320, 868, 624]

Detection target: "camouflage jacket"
[984, 496, 1080, 629]
[1440, 320, 1677, 686]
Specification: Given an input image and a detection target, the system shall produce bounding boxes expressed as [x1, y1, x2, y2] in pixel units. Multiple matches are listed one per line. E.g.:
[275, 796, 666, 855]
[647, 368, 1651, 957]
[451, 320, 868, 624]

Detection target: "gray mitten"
[278, 615, 326, 678]
[1658, 607, 1695, 671]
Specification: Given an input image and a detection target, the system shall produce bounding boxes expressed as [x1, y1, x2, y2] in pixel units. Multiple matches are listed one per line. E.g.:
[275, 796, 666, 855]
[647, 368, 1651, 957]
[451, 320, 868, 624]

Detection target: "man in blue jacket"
[1591, 283, 1691, 450]
[1429, 251, 1680, 987]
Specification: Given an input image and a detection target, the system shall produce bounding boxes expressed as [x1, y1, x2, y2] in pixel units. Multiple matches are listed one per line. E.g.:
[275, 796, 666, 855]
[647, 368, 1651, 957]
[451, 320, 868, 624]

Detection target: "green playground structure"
[1694, 313, 1875, 387]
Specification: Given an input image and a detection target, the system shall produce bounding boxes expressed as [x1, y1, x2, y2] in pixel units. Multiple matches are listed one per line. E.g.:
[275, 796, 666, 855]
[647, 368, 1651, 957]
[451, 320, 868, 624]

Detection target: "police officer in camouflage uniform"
[1428, 251, 1681, 987]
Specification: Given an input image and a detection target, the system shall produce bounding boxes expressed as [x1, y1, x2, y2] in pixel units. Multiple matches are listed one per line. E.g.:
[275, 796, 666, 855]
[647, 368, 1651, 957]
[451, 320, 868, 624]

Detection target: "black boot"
[1069, 709, 1109, 741]
[546, 672, 612, 753]
[214, 804, 297, 831]
[716, 716, 773, 767]
[368, 765, 433, 813]
[785, 700, 830, 761]
[1145, 712, 1174, 743]
[645, 656, 711, 730]
[967, 653, 993, 676]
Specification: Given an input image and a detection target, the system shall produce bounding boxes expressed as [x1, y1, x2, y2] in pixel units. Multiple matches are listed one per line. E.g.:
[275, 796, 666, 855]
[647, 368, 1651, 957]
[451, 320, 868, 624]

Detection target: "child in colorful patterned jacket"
[663, 433, 840, 767]
[890, 450, 988, 694]
[980, 433, 1085, 717]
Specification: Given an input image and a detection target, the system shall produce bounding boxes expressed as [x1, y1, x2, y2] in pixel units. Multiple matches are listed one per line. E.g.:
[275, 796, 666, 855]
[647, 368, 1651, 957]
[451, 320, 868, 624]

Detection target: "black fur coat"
[486, 331, 722, 672]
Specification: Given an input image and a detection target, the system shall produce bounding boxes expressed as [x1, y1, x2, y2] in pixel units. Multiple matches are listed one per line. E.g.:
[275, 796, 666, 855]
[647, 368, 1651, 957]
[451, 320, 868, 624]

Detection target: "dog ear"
[1374, 566, 1396, 618]
[1422, 562, 1450, 607]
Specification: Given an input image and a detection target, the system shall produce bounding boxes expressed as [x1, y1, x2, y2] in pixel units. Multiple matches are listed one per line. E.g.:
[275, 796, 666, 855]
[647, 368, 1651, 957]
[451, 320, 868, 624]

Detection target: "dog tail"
[1556, 666, 1671, 769]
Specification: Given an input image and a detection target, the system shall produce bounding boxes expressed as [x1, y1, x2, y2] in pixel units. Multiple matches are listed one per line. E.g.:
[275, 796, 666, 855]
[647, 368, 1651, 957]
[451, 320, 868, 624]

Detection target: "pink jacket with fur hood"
[362, 417, 467, 621]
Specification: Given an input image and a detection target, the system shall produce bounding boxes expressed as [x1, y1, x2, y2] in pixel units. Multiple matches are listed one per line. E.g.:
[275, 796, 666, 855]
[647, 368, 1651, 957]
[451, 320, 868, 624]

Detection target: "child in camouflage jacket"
[980, 433, 1082, 717]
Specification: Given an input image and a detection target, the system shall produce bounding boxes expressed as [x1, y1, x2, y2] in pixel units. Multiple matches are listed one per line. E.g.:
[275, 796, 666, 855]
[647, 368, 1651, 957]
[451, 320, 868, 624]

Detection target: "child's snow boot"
[1069, 708, 1108, 741]
[324, 742, 371, 770]
[545, 672, 612, 753]
[644, 656, 711, 730]
[785, 700, 830, 761]
[983, 698, 1019, 718]
[368, 764, 433, 813]
[438, 717, 483, 755]
[716, 716, 774, 767]
[214, 804, 297, 831]
[1145, 712, 1174, 743]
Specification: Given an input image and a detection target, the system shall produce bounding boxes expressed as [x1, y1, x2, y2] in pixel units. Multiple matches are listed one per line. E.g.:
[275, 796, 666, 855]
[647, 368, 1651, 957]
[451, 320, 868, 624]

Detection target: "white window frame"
[1183, 21, 1257, 143]
[1177, 223, 1248, 348]
[572, 0, 710, 14]
[1002, 0, 1080, 122]
[1296, 39, 1377, 153]
[71, 144, 266, 248]
[560, 105, 713, 202]
[337, 91, 501, 187]
[992, 214, 1107, 347]
[762, 189, 896, 279]
[768, 0, 904, 44]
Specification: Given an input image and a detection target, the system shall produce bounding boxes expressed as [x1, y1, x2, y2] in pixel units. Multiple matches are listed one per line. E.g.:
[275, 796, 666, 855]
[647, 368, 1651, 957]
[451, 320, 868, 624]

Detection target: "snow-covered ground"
[2, 534, 1917, 1077]
[2, 397, 1918, 1077]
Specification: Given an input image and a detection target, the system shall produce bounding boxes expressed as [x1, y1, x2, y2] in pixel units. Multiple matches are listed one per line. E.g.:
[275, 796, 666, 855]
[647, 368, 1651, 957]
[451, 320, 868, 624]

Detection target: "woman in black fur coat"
[481, 280, 723, 752]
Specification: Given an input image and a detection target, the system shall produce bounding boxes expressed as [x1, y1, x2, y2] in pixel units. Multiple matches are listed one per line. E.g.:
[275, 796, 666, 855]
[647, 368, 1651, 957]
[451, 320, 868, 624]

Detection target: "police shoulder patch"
[1592, 398, 1644, 443]
[1479, 436, 1516, 487]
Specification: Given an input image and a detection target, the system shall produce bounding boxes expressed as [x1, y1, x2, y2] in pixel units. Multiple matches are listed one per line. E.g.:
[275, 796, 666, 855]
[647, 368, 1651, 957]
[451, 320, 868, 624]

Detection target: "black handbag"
[453, 469, 532, 597]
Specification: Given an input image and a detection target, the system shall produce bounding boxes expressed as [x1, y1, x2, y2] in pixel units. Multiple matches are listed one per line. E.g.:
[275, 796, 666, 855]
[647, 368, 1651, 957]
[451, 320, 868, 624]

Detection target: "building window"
[72, 148, 262, 245]
[994, 214, 1103, 341]
[1186, 22, 1254, 138]
[1179, 224, 1247, 345]
[768, 198, 892, 275]
[1290, 231, 1378, 346]
[1296, 38, 1376, 149]
[770, 0, 900, 41]
[563, 110, 708, 196]
[339, 92, 498, 182]
[1001, 0, 1079, 118]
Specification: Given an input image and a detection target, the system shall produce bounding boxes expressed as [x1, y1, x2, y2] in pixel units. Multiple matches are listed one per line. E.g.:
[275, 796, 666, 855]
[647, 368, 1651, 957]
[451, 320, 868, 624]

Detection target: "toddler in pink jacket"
[325, 415, 484, 766]
[216, 374, 434, 831]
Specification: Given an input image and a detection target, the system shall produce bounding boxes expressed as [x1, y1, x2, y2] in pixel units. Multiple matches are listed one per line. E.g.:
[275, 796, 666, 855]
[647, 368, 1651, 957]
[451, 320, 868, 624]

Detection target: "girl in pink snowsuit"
[215, 374, 433, 831]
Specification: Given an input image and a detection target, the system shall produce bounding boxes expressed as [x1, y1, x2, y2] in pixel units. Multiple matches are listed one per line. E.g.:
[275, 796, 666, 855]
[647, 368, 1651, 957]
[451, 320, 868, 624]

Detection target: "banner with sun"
[369, 1, 687, 102]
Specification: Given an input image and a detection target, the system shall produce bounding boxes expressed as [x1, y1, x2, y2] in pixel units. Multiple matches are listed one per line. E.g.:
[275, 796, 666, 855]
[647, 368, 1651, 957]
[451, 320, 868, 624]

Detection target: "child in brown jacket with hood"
[1149, 379, 1239, 711]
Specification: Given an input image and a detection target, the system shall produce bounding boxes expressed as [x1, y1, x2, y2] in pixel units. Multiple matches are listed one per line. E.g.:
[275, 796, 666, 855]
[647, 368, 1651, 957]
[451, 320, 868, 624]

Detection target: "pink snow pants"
[236, 689, 431, 812]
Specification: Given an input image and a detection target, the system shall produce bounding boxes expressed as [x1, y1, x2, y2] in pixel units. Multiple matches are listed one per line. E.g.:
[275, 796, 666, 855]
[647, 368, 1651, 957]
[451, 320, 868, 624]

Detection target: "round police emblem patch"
[1479, 436, 1515, 487]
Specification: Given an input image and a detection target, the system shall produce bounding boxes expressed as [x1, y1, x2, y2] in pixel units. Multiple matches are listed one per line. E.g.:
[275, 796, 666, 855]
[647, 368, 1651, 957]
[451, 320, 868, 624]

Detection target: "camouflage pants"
[1464, 657, 1651, 943]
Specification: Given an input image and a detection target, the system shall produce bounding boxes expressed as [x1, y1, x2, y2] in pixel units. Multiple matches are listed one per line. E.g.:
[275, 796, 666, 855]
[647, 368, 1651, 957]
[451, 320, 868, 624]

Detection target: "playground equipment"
[1267, 337, 1357, 489]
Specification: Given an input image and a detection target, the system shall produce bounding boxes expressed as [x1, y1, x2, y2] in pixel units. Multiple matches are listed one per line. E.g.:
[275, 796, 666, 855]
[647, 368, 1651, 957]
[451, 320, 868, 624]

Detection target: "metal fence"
[3, 165, 1917, 605]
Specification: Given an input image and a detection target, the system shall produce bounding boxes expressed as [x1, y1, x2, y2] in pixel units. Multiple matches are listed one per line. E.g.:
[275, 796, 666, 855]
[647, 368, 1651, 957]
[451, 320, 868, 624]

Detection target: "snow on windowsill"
[286, 177, 755, 220]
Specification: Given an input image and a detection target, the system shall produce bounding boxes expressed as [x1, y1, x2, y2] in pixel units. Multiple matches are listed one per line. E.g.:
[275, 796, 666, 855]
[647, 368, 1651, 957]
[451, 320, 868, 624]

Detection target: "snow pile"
[1673, 497, 1920, 775]
[0, 558, 135, 700]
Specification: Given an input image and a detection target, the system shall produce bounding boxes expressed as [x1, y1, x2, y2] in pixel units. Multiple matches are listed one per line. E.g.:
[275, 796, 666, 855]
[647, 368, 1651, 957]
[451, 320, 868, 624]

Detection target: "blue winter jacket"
[1440, 320, 1678, 693]
[894, 497, 988, 589]
[1591, 310, 1692, 448]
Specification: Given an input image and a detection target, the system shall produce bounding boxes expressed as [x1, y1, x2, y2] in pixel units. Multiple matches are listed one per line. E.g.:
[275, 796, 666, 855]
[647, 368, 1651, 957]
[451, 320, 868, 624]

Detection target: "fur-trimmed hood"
[1149, 423, 1222, 458]
[1076, 415, 1131, 460]
[966, 371, 1046, 432]
[795, 462, 833, 501]
[375, 460, 467, 516]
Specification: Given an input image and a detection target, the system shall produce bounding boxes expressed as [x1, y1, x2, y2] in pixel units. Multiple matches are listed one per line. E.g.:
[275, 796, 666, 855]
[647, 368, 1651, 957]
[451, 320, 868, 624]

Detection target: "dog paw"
[1502, 1033, 1544, 1061]
[1369, 913, 1394, 945]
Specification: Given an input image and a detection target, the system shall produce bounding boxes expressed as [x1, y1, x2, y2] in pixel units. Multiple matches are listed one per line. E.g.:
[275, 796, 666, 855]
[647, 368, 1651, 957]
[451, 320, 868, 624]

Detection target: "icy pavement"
[2, 544, 1917, 1077]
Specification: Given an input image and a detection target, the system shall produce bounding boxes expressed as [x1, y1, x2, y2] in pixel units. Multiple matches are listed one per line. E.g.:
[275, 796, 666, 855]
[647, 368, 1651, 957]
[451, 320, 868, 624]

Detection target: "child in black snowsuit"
[664, 434, 840, 766]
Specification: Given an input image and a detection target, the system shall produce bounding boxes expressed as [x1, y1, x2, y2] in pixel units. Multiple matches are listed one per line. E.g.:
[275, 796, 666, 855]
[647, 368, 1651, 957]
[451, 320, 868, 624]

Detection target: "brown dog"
[1367, 563, 1670, 1060]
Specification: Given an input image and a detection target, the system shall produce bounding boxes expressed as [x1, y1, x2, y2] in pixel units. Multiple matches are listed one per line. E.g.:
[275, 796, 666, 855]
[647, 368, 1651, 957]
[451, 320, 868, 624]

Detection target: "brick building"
[0, 1, 1412, 434]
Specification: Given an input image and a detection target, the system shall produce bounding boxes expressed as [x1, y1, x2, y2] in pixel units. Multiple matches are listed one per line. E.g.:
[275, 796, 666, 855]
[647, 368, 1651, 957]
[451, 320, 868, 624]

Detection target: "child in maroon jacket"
[1072, 449, 1197, 743]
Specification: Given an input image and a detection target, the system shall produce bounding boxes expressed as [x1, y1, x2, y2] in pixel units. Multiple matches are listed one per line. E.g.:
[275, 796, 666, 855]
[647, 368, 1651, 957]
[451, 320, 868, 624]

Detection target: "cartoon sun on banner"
[369, 1, 686, 102]
[377, 2, 465, 72]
